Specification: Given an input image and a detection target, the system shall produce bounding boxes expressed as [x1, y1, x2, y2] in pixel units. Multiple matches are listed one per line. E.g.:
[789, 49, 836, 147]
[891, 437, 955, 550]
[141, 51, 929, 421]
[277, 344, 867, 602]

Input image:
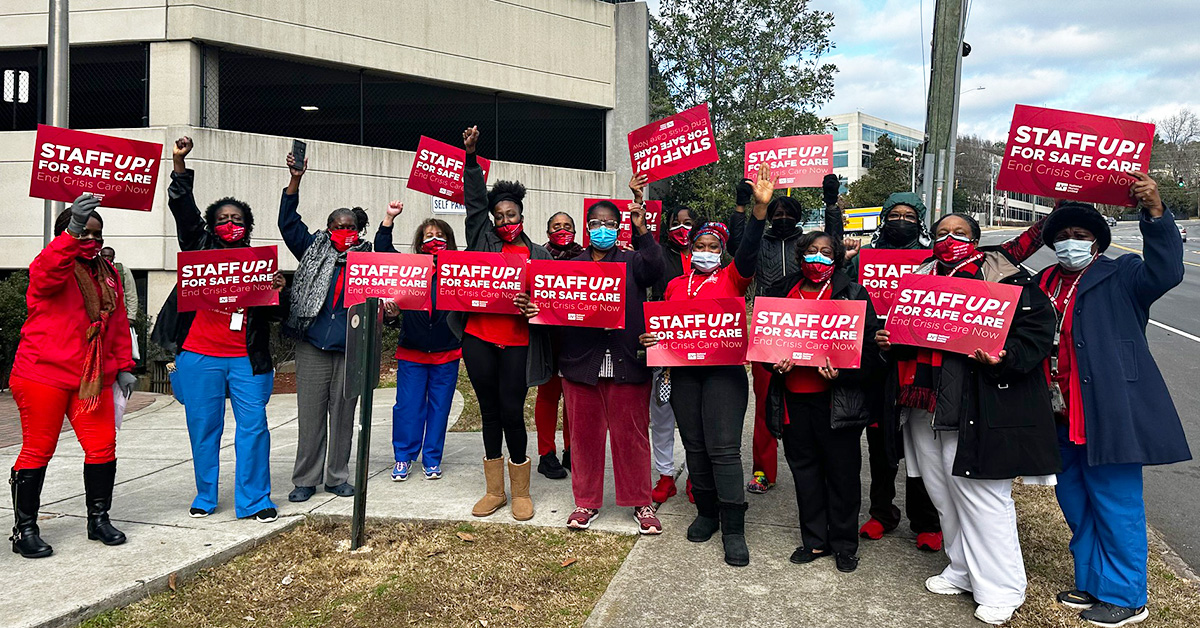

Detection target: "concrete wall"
[0, 0, 618, 108]
[606, 1, 650, 190]
[1, 126, 616, 314]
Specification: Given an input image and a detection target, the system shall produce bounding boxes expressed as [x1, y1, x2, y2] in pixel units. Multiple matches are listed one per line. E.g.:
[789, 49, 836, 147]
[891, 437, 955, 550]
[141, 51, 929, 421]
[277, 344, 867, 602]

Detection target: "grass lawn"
[82, 520, 636, 628]
[1011, 481, 1200, 627]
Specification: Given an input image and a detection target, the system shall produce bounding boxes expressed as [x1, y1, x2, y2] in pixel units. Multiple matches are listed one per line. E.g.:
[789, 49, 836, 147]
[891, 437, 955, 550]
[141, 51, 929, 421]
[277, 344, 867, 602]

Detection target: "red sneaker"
[567, 507, 600, 530]
[685, 478, 694, 503]
[859, 518, 886, 540]
[651, 475, 677, 504]
[634, 505, 663, 535]
[916, 531, 943, 552]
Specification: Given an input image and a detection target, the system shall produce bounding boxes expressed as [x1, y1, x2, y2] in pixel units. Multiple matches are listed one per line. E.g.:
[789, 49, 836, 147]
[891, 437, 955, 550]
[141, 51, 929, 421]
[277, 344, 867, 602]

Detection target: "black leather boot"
[84, 460, 126, 546]
[719, 502, 750, 567]
[686, 488, 721, 542]
[10, 467, 53, 558]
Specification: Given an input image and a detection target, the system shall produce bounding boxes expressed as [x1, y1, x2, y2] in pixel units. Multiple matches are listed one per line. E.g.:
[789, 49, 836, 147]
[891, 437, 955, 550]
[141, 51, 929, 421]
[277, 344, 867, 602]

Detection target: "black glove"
[735, 179, 754, 206]
[117, 371, 137, 399]
[822, 175, 840, 207]
[68, 194, 100, 235]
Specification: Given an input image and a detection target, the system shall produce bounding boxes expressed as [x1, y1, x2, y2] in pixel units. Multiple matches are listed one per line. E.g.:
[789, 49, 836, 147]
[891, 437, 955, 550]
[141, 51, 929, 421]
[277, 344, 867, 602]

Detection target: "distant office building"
[828, 112, 923, 188]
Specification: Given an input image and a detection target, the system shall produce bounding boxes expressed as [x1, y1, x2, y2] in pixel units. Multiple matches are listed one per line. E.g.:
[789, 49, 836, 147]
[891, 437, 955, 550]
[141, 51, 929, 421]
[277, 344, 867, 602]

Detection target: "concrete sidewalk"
[0, 384, 980, 628]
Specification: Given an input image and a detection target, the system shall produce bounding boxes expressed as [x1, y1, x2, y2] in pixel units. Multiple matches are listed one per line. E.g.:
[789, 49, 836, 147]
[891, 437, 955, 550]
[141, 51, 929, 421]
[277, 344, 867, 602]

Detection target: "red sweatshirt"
[13, 232, 135, 390]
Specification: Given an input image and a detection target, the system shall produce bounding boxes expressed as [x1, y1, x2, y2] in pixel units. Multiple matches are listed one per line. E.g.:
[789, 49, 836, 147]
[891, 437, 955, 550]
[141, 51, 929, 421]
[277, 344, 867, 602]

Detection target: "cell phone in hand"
[290, 139, 307, 170]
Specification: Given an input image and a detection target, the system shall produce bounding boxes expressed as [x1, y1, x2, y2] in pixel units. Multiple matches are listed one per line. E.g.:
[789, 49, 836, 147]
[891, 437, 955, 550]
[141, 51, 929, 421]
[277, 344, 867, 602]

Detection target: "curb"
[1151, 526, 1200, 583]
[26, 516, 305, 628]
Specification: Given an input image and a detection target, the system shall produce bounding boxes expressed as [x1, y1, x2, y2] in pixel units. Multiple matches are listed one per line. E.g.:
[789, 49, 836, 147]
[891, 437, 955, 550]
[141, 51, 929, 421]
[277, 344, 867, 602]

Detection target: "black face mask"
[771, 217, 798, 237]
[881, 219, 921, 245]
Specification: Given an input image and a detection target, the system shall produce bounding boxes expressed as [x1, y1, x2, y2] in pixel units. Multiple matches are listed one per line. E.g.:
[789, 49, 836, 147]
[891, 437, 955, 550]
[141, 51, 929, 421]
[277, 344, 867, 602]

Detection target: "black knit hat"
[1042, 202, 1111, 252]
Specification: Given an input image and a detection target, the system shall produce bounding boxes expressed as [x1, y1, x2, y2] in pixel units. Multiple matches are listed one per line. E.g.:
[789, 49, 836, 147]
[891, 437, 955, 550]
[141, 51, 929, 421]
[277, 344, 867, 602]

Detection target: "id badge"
[230, 310, 244, 331]
[1049, 381, 1066, 415]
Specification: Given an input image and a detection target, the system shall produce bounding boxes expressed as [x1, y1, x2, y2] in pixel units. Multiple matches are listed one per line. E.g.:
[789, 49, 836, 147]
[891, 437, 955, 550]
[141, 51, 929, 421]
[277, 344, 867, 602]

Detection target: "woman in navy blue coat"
[1033, 171, 1188, 628]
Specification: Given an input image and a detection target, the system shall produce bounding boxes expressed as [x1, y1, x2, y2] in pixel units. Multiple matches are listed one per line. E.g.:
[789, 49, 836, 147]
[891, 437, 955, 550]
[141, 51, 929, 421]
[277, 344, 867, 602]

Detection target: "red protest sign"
[406, 136, 492, 205]
[743, 135, 833, 189]
[996, 105, 1154, 207]
[644, 298, 747, 367]
[434, 250, 526, 314]
[857, 249, 931, 317]
[176, 246, 279, 312]
[29, 125, 163, 211]
[581, 199, 661, 248]
[628, 103, 718, 182]
[529, 260, 626, 329]
[746, 297, 866, 368]
[345, 252, 434, 310]
[884, 274, 1022, 357]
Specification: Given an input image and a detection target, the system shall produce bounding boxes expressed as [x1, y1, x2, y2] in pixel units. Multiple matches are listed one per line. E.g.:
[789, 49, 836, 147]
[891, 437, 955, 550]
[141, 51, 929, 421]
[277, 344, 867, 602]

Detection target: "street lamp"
[961, 86, 986, 95]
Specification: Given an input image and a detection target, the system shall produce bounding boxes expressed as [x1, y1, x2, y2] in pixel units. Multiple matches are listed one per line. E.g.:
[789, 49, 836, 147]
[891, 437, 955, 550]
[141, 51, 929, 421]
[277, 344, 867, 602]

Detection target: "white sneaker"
[925, 574, 970, 595]
[974, 604, 1018, 625]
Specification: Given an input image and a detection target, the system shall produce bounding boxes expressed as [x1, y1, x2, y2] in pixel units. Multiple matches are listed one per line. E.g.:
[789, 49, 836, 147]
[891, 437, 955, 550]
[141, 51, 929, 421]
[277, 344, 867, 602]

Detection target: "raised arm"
[628, 201, 665, 289]
[167, 136, 210, 252]
[278, 151, 315, 260]
[726, 178, 754, 255]
[27, 194, 100, 300]
[733, 165, 772, 278]
[374, 201, 403, 253]
[822, 174, 844, 241]
[1125, 171, 1185, 307]
[998, 213, 1049, 264]
[461, 126, 489, 251]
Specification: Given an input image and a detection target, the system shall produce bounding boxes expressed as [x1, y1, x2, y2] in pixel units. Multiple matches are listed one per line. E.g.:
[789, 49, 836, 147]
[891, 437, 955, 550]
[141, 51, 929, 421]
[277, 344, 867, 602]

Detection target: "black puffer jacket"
[728, 202, 844, 297]
[762, 270, 884, 434]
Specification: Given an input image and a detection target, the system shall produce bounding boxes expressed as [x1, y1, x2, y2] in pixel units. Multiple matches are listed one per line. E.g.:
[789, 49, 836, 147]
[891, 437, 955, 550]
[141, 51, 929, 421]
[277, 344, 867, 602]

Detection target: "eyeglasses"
[587, 219, 619, 230]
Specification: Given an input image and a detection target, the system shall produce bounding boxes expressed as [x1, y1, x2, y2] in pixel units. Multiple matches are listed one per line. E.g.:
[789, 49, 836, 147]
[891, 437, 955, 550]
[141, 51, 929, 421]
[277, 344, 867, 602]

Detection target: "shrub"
[0, 271, 29, 388]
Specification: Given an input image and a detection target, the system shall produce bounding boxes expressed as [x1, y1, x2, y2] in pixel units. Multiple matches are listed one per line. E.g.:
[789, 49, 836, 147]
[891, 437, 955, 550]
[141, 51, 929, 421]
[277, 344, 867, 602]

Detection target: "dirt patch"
[82, 519, 635, 628]
[1010, 481, 1200, 627]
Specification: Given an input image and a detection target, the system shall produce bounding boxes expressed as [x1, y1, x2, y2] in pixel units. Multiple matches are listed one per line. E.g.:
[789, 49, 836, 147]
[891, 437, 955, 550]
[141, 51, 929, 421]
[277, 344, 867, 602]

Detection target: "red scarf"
[1040, 266, 1087, 444]
[895, 254, 984, 412]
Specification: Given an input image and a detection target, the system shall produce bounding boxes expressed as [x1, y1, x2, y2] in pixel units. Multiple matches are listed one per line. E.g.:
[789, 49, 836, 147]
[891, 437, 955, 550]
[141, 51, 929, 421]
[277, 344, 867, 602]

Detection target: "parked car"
[1180, 226, 1188, 243]
[1106, 216, 1118, 227]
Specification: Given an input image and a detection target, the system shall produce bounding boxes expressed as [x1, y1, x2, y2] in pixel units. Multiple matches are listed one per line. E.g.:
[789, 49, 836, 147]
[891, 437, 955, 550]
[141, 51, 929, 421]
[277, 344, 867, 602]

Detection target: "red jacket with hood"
[13, 232, 135, 390]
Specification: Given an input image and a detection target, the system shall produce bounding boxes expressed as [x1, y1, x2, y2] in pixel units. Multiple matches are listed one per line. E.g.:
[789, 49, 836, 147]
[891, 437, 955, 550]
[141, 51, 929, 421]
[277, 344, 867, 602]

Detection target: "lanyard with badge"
[229, 308, 245, 331]
[1046, 268, 1082, 415]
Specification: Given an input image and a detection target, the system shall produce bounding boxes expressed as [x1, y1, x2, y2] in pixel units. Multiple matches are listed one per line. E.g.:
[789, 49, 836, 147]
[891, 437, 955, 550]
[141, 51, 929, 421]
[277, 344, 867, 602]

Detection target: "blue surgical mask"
[1054, 239, 1096, 271]
[589, 226, 618, 250]
[803, 253, 834, 266]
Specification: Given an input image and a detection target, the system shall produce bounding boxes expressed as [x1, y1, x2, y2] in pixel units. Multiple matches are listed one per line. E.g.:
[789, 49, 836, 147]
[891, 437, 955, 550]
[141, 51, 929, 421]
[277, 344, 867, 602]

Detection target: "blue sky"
[646, 0, 1200, 140]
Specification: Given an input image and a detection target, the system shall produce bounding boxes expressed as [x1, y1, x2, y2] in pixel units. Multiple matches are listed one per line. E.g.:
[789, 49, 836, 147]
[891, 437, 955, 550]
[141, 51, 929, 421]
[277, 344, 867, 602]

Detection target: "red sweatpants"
[562, 379, 651, 508]
[750, 362, 778, 484]
[10, 376, 116, 470]
[534, 375, 570, 456]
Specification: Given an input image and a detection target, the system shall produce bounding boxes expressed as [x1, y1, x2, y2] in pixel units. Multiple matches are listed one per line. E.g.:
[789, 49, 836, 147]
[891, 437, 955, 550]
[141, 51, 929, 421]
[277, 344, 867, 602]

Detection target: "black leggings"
[461, 333, 529, 463]
[670, 365, 748, 506]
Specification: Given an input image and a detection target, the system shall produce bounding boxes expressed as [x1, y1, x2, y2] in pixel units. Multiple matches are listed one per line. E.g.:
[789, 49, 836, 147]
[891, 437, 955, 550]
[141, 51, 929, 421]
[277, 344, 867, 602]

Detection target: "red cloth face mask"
[495, 222, 524, 243]
[77, 238, 101, 260]
[933, 233, 976, 264]
[214, 221, 245, 244]
[421, 237, 447, 254]
[548, 229, 574, 247]
[330, 228, 359, 252]
[800, 259, 836, 284]
[669, 224, 690, 247]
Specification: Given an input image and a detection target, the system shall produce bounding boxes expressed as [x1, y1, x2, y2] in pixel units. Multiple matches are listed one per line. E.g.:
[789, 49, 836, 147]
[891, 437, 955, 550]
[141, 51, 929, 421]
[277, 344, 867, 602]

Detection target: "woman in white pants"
[875, 213, 1060, 625]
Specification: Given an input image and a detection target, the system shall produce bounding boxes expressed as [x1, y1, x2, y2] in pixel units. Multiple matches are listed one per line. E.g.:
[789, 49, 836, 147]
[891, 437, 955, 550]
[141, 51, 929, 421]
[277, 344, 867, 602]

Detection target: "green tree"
[650, 0, 837, 216]
[846, 135, 910, 208]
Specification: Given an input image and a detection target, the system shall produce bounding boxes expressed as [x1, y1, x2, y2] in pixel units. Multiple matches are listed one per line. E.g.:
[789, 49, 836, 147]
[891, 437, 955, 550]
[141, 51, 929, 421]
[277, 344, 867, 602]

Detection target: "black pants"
[461, 333, 529, 463]
[670, 365, 748, 506]
[864, 425, 941, 533]
[782, 391, 863, 557]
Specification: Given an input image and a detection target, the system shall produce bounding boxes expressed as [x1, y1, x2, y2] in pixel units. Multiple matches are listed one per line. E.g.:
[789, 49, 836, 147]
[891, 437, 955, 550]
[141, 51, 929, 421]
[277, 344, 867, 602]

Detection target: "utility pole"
[44, 0, 69, 246]
[989, 154, 997, 228]
[920, 0, 968, 225]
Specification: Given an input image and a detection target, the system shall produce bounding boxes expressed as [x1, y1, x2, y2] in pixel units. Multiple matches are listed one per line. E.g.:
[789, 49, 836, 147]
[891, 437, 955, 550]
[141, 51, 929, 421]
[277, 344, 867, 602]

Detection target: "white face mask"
[1054, 238, 1096, 271]
[691, 251, 722, 273]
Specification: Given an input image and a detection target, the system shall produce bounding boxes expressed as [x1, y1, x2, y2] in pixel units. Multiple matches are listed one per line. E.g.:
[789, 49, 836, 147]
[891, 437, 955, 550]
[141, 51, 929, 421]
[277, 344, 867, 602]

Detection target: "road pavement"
[982, 218, 1200, 569]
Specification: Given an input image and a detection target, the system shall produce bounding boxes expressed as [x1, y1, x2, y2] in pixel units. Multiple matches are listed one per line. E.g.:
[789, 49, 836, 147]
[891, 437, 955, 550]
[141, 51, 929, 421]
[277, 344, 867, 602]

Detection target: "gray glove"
[68, 194, 101, 235]
[117, 371, 137, 399]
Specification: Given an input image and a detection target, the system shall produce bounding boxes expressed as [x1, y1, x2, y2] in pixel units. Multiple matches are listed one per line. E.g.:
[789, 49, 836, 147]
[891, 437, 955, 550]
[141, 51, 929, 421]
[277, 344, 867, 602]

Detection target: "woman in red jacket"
[9, 195, 136, 558]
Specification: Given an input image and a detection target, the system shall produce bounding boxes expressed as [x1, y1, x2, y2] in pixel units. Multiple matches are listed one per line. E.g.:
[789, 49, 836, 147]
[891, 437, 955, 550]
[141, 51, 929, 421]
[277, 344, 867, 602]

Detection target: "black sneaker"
[788, 547, 829, 564]
[1079, 603, 1149, 627]
[1057, 589, 1099, 610]
[252, 508, 278, 523]
[835, 552, 859, 573]
[188, 507, 210, 518]
[561, 449, 571, 470]
[538, 452, 568, 480]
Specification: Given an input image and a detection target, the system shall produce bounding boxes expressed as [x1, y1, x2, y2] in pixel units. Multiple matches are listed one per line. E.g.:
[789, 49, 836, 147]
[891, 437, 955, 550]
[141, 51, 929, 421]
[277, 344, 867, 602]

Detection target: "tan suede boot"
[472, 457, 507, 517]
[508, 458, 534, 521]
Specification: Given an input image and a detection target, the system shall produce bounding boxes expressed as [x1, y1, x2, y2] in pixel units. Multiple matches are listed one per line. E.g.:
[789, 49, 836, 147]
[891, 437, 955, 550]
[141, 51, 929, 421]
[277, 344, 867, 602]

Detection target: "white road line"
[1149, 320, 1200, 344]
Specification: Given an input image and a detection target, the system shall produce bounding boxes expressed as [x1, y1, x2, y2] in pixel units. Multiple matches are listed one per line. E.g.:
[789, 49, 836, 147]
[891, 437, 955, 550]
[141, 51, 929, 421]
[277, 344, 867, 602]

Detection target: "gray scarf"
[287, 232, 371, 333]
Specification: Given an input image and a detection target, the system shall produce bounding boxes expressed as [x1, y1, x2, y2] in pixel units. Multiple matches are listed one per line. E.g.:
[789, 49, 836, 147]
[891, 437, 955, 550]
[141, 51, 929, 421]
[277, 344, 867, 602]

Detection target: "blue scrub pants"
[392, 358, 460, 468]
[1056, 425, 1148, 608]
[177, 351, 277, 518]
